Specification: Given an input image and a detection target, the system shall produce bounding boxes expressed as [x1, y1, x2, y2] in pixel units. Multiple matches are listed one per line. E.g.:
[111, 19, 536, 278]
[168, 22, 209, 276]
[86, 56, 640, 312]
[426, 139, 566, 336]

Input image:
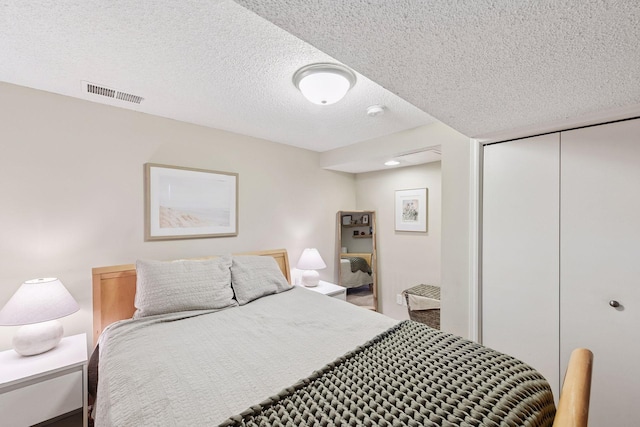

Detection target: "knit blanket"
[347, 256, 371, 274]
[220, 321, 555, 427]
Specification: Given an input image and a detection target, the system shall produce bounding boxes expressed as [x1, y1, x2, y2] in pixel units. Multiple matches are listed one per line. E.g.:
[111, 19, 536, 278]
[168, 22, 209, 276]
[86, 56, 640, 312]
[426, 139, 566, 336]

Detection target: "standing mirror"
[336, 211, 378, 311]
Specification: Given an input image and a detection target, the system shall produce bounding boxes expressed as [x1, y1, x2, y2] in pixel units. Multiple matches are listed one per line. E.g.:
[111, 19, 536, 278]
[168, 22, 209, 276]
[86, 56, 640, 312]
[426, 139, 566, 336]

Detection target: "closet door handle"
[609, 300, 620, 308]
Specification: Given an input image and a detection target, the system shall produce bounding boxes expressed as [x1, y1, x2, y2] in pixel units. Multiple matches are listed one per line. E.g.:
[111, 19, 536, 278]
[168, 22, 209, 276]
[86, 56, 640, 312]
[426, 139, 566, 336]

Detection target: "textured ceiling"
[0, 1, 435, 152]
[238, 0, 640, 139]
[4, 2, 637, 161]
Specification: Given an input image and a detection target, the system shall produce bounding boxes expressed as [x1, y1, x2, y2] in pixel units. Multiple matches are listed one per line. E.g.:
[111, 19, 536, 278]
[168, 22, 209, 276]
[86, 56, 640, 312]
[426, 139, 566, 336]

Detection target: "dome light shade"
[293, 63, 356, 105]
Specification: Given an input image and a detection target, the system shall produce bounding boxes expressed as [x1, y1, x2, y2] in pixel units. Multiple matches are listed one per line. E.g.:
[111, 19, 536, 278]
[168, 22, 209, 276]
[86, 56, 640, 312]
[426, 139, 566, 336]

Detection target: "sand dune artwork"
[145, 164, 238, 240]
[159, 206, 229, 228]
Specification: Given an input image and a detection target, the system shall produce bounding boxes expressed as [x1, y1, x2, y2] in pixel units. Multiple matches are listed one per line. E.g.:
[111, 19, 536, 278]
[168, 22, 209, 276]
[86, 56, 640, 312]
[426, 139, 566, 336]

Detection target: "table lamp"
[296, 248, 327, 287]
[0, 278, 80, 356]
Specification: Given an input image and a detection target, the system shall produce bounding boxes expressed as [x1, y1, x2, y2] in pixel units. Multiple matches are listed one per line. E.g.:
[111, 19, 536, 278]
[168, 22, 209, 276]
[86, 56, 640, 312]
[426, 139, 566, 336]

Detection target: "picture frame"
[342, 215, 352, 226]
[353, 230, 360, 236]
[362, 214, 369, 225]
[395, 188, 428, 232]
[144, 163, 238, 241]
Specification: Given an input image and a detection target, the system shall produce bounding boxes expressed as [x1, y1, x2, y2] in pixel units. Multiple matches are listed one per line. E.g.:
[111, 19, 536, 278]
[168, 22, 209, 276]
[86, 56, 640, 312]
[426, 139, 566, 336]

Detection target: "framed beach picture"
[144, 163, 238, 241]
[395, 188, 427, 232]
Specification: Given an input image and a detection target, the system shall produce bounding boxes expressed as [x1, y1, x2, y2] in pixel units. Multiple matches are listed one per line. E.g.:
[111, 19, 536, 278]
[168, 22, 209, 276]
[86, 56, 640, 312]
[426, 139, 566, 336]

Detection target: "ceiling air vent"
[394, 146, 442, 164]
[115, 91, 144, 104]
[82, 81, 144, 104]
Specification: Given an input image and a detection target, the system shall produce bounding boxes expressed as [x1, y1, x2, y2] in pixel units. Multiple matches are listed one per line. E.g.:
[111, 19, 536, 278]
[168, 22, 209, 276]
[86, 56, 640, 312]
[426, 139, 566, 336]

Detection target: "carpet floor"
[346, 285, 374, 308]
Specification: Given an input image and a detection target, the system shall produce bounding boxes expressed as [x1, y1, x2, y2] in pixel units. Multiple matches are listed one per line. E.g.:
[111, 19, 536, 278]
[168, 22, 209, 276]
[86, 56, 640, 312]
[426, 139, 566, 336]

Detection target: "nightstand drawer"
[0, 369, 82, 427]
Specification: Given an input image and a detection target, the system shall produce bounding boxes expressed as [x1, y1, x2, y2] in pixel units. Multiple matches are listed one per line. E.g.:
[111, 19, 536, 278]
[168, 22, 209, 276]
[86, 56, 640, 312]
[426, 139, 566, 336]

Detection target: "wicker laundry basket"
[403, 284, 440, 330]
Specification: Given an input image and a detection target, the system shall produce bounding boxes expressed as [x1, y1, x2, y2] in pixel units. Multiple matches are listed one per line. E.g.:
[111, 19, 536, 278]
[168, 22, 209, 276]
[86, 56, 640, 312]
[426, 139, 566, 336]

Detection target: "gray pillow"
[231, 256, 291, 305]
[134, 255, 236, 318]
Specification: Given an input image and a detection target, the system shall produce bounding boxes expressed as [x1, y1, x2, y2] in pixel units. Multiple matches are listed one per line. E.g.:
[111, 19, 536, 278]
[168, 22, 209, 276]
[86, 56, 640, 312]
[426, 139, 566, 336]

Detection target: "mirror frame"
[336, 210, 378, 311]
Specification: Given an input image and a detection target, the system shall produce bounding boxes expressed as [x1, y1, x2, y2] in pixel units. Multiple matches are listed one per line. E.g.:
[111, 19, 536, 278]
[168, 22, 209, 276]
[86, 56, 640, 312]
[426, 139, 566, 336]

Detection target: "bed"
[339, 252, 374, 288]
[90, 248, 592, 426]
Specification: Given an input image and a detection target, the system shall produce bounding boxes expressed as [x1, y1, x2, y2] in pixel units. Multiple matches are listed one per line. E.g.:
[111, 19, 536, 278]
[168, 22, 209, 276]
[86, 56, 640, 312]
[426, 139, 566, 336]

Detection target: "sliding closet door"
[561, 119, 640, 426]
[482, 134, 560, 398]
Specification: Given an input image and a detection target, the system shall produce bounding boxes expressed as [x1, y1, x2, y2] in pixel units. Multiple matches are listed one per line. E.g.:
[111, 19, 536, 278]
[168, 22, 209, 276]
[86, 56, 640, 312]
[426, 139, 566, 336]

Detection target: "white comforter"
[96, 286, 398, 426]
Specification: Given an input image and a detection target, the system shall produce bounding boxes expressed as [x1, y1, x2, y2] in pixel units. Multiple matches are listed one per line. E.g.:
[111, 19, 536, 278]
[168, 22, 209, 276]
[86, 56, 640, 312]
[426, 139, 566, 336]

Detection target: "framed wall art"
[395, 188, 428, 232]
[144, 163, 238, 241]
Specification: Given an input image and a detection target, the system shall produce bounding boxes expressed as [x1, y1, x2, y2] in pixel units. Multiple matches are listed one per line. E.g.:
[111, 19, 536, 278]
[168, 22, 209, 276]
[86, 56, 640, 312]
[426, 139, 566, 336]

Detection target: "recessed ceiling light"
[384, 160, 400, 166]
[293, 63, 356, 105]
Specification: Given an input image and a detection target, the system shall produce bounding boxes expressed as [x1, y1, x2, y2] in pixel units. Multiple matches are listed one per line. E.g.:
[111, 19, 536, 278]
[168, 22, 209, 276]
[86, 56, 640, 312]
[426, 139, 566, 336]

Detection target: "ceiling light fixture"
[293, 63, 356, 105]
[385, 160, 400, 166]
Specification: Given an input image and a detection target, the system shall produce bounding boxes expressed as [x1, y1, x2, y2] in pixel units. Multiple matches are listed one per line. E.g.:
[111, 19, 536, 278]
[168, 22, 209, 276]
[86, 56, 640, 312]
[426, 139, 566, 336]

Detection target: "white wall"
[341, 234, 374, 254]
[355, 163, 441, 320]
[0, 82, 356, 352]
[320, 121, 462, 173]
[349, 124, 472, 338]
[440, 131, 472, 337]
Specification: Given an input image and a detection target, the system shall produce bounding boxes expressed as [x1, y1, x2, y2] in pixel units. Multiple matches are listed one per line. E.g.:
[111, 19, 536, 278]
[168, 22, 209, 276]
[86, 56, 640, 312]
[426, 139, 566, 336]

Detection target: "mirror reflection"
[337, 211, 377, 311]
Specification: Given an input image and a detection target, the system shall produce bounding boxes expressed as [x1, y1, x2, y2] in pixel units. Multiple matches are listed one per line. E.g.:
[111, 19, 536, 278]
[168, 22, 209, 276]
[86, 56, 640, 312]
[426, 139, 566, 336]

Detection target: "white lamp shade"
[293, 63, 356, 105]
[296, 248, 327, 270]
[0, 278, 80, 326]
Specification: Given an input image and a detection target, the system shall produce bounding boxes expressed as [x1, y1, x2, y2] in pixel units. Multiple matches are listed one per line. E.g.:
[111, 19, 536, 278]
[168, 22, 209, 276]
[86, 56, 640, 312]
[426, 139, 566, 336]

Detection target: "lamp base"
[301, 270, 320, 287]
[13, 320, 64, 356]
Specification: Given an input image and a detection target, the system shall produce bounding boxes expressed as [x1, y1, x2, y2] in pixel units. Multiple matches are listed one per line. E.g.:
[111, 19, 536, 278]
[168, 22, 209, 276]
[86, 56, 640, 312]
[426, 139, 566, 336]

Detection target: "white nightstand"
[0, 333, 88, 427]
[303, 280, 347, 301]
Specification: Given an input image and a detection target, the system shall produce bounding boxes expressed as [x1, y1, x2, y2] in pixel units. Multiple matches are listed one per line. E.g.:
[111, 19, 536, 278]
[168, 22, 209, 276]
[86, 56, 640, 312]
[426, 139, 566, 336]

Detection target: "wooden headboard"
[91, 248, 290, 347]
[340, 252, 373, 267]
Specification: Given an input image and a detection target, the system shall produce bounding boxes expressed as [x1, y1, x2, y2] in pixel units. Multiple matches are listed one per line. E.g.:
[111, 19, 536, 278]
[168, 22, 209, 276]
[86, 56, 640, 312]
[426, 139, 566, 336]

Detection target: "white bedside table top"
[0, 333, 87, 387]
[301, 280, 345, 297]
